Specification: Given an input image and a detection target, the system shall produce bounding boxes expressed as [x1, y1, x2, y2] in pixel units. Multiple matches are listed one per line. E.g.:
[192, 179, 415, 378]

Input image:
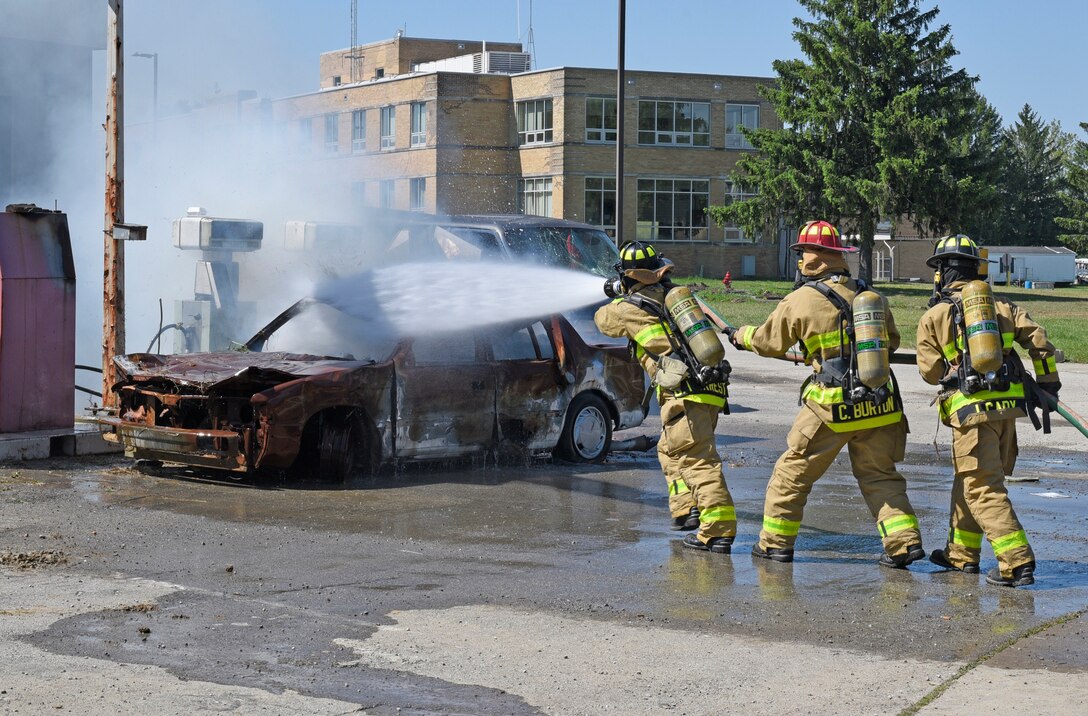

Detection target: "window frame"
[720, 179, 757, 242]
[585, 96, 617, 143]
[409, 177, 426, 211]
[324, 113, 339, 154]
[351, 109, 366, 153]
[726, 103, 760, 150]
[517, 98, 554, 146]
[380, 105, 396, 150]
[298, 117, 312, 154]
[410, 102, 427, 147]
[516, 176, 554, 217]
[636, 100, 711, 147]
[379, 179, 395, 209]
[583, 176, 617, 234]
[635, 177, 711, 243]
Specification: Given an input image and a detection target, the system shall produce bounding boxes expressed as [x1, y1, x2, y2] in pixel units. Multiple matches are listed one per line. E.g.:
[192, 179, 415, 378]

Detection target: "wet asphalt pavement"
[1, 347, 1086, 714]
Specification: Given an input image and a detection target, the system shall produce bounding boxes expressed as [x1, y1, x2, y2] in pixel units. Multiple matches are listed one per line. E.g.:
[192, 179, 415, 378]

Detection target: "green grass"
[676, 276, 1088, 363]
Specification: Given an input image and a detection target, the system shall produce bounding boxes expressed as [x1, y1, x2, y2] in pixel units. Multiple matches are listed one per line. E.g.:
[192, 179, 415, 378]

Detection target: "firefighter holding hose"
[729, 221, 924, 567]
[917, 235, 1060, 588]
[594, 242, 736, 554]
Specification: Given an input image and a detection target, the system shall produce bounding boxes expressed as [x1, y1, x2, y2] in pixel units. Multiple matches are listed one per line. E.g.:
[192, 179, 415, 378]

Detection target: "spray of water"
[312, 261, 607, 337]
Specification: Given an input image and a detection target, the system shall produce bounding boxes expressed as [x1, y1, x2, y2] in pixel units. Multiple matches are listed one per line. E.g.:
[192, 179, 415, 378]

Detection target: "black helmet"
[926, 234, 982, 268]
[619, 241, 664, 271]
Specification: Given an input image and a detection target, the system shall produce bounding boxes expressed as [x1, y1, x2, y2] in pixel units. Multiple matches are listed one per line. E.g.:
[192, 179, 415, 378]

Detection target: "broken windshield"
[248, 300, 398, 361]
[501, 227, 619, 277]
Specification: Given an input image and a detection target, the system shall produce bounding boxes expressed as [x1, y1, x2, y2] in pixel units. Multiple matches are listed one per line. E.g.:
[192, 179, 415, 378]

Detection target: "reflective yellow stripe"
[739, 325, 756, 351]
[803, 330, 841, 354]
[951, 528, 983, 549]
[634, 323, 667, 346]
[700, 505, 736, 524]
[1033, 355, 1057, 376]
[879, 514, 919, 537]
[939, 383, 1026, 421]
[991, 529, 1029, 555]
[824, 412, 901, 432]
[1002, 332, 1014, 349]
[669, 479, 690, 496]
[802, 382, 844, 405]
[940, 340, 959, 362]
[763, 515, 801, 536]
[675, 392, 726, 408]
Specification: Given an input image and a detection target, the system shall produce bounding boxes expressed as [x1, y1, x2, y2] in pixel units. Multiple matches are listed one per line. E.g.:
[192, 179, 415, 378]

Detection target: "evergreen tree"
[1055, 123, 1088, 254]
[708, 0, 980, 281]
[992, 105, 1067, 246]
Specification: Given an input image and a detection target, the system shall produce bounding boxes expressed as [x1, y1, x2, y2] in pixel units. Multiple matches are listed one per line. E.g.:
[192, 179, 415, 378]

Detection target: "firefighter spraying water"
[596, 241, 736, 553]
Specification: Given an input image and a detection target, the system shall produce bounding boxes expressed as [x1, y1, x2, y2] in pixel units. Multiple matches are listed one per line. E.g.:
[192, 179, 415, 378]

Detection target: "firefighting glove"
[1039, 381, 1061, 401]
[724, 326, 744, 351]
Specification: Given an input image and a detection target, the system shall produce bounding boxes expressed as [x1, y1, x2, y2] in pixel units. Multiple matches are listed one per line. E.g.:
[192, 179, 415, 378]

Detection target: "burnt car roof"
[114, 351, 372, 391]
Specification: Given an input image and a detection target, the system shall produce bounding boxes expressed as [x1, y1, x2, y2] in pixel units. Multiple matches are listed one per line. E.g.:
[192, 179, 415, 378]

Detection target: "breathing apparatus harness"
[799, 274, 895, 408]
[606, 266, 731, 396]
[932, 282, 1053, 433]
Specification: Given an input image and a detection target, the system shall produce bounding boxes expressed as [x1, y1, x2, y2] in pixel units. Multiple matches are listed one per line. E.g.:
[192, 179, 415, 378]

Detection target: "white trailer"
[992, 246, 1076, 286]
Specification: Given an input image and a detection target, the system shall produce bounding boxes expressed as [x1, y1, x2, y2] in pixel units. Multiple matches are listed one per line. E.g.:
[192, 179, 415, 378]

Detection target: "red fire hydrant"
[722, 271, 732, 289]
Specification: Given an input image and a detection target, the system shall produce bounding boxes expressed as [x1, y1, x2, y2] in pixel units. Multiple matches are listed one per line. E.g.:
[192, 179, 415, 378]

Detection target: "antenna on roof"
[349, 0, 361, 83]
[527, 0, 536, 69]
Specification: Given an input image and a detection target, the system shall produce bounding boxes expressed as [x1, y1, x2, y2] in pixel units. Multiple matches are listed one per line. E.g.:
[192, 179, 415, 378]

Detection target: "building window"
[726, 103, 759, 149]
[351, 181, 365, 206]
[298, 117, 312, 154]
[637, 100, 710, 147]
[410, 177, 426, 211]
[584, 176, 616, 233]
[721, 179, 757, 242]
[380, 106, 395, 150]
[517, 177, 553, 216]
[332, 75, 342, 86]
[517, 99, 553, 145]
[585, 97, 617, 143]
[410, 102, 427, 147]
[351, 109, 366, 152]
[636, 178, 710, 242]
[380, 179, 395, 208]
[324, 113, 339, 154]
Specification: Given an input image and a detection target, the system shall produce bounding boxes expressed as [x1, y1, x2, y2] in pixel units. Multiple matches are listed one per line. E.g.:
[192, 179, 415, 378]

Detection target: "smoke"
[0, 1, 380, 409]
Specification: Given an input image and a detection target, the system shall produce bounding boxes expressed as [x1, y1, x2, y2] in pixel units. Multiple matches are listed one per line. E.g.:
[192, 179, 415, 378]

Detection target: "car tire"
[316, 415, 359, 484]
[555, 393, 612, 463]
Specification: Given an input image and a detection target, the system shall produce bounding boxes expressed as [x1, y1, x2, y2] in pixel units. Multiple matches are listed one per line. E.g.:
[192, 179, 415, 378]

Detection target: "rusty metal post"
[103, 0, 126, 408]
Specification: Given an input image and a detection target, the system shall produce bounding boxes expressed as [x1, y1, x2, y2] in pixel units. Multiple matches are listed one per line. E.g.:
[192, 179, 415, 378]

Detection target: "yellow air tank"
[961, 279, 1003, 376]
[851, 290, 890, 389]
[664, 286, 725, 367]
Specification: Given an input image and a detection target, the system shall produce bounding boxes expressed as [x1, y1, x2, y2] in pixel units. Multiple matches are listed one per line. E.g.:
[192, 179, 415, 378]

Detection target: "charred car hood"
[113, 351, 373, 391]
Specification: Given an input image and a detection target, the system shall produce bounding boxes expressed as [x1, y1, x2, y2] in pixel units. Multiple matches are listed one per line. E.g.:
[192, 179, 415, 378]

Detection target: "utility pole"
[615, 0, 626, 243]
[103, 0, 125, 408]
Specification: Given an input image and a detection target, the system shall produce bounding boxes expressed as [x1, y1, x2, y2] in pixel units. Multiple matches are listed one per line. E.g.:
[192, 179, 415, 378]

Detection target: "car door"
[487, 319, 566, 450]
[393, 331, 495, 459]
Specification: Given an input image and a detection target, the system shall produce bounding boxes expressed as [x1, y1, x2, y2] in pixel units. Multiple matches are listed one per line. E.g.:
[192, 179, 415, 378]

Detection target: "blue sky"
[123, 0, 1086, 133]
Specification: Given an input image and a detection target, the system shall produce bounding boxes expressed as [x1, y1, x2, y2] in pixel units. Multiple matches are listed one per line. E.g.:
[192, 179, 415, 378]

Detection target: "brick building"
[272, 35, 790, 278]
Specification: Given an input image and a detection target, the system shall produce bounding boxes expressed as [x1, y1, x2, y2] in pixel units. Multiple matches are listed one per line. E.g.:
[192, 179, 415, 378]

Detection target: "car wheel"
[556, 393, 612, 463]
[316, 416, 359, 484]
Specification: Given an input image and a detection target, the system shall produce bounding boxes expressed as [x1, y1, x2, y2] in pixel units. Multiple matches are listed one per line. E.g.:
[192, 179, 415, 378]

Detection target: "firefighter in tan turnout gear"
[917, 235, 1060, 588]
[594, 242, 736, 553]
[730, 221, 924, 567]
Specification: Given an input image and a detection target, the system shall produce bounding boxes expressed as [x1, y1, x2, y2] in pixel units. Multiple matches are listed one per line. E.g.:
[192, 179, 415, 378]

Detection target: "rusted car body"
[101, 299, 647, 480]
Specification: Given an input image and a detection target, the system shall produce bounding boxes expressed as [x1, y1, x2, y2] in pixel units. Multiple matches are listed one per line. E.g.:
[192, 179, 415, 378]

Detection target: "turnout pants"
[946, 419, 1034, 577]
[657, 397, 735, 541]
[758, 406, 921, 557]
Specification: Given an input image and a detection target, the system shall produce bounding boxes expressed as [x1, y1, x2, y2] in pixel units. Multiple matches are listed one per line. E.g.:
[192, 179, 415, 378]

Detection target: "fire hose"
[694, 295, 1088, 440]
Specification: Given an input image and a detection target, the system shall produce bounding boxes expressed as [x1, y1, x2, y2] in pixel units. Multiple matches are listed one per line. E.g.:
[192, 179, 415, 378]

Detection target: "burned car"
[101, 298, 647, 481]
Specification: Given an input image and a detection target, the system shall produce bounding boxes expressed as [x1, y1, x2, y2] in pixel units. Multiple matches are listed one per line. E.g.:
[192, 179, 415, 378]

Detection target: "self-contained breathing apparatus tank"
[959, 279, 1003, 391]
[663, 285, 726, 367]
[851, 290, 891, 390]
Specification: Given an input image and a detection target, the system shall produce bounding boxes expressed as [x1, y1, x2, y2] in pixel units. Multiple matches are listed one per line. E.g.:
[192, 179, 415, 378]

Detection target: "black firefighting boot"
[670, 506, 700, 532]
[985, 562, 1035, 588]
[681, 533, 732, 554]
[751, 543, 794, 563]
[878, 544, 926, 570]
[928, 549, 980, 574]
